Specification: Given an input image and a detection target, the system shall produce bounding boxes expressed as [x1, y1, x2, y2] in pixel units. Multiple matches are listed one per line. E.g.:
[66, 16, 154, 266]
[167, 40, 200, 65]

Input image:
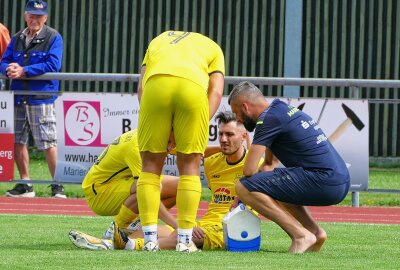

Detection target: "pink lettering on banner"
[0, 133, 14, 181]
[64, 101, 107, 147]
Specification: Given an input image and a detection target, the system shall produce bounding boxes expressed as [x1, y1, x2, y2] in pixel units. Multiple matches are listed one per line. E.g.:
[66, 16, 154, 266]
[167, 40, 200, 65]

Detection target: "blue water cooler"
[222, 203, 261, 252]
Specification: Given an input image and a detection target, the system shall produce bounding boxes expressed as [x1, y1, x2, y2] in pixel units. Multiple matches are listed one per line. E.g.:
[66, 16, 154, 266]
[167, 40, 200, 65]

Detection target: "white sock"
[177, 228, 193, 244]
[21, 179, 32, 186]
[142, 224, 158, 243]
[124, 239, 135, 251]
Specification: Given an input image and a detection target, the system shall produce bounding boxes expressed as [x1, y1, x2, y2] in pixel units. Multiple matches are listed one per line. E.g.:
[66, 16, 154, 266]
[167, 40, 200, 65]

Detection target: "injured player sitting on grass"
[68, 111, 262, 252]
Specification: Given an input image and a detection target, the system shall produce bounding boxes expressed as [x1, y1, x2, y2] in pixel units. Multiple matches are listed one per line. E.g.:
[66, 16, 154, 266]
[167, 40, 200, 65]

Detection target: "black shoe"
[50, 184, 67, 198]
[6, 183, 35, 198]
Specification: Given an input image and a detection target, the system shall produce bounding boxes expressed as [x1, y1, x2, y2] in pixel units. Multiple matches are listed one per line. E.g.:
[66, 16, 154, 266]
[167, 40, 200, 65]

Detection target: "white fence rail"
[2, 73, 400, 88]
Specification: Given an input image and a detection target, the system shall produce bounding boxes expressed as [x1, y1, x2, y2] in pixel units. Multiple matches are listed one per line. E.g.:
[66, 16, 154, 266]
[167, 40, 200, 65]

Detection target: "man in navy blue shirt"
[228, 81, 350, 254]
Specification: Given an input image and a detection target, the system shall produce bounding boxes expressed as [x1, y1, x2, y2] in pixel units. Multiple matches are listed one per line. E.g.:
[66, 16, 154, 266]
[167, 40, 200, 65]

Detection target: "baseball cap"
[25, 0, 48, 15]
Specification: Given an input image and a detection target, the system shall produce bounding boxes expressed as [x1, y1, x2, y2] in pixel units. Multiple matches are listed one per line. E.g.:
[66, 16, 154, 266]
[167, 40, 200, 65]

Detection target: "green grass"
[0, 158, 399, 206]
[339, 170, 400, 207]
[1, 155, 399, 269]
[0, 214, 399, 270]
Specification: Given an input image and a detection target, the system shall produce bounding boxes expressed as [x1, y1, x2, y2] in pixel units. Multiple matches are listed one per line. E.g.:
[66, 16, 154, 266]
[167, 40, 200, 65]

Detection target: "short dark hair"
[215, 111, 237, 125]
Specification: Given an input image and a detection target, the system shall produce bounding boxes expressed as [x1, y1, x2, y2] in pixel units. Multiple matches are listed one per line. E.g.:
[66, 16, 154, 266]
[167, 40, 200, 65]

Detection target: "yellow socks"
[125, 238, 144, 251]
[137, 172, 161, 226]
[137, 172, 161, 243]
[114, 204, 138, 229]
[176, 175, 201, 229]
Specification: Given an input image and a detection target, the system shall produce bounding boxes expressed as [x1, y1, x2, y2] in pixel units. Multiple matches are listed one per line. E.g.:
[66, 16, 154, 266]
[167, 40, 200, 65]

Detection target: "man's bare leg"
[157, 231, 179, 250]
[278, 202, 327, 252]
[45, 146, 57, 178]
[128, 225, 174, 240]
[236, 182, 316, 254]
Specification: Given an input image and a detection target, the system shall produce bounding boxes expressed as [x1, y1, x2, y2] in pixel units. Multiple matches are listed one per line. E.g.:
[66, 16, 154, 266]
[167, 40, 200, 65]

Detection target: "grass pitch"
[0, 214, 399, 270]
[1, 157, 399, 269]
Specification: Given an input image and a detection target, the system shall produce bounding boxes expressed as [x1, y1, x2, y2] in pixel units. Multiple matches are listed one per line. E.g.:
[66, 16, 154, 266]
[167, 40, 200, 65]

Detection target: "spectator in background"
[0, 0, 65, 198]
[0, 22, 11, 90]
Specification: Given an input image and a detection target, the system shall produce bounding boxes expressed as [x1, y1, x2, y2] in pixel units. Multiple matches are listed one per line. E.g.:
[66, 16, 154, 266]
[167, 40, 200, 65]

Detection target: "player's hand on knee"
[192, 227, 205, 239]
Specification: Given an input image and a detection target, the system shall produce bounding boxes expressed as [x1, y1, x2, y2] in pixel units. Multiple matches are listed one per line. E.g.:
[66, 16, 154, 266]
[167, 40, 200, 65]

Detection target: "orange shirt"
[0, 23, 11, 60]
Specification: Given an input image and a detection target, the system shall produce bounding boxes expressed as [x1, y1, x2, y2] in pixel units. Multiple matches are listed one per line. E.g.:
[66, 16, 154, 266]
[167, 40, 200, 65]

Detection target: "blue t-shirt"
[253, 99, 349, 184]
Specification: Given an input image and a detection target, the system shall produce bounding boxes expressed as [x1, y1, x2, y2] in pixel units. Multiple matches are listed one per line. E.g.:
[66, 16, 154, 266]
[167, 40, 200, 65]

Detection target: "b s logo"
[63, 101, 105, 147]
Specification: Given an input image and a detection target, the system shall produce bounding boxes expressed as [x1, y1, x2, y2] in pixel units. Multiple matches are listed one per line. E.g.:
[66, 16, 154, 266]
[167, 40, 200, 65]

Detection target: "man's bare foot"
[288, 231, 316, 254]
[307, 227, 327, 252]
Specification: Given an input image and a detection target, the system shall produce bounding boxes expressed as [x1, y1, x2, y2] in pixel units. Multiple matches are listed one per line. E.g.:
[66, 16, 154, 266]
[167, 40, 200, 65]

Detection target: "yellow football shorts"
[138, 75, 209, 154]
[83, 176, 134, 216]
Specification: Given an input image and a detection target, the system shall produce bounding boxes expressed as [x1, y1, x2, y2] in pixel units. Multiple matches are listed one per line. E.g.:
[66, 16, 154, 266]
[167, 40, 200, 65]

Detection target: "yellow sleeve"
[123, 130, 142, 177]
[142, 48, 149, 66]
[208, 45, 225, 75]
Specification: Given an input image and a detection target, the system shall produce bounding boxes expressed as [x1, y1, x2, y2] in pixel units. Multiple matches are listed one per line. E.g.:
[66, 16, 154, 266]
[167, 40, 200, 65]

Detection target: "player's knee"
[161, 176, 179, 194]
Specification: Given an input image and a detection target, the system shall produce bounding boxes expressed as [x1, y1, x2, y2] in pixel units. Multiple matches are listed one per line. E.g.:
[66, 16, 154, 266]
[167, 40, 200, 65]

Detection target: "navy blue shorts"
[240, 167, 350, 206]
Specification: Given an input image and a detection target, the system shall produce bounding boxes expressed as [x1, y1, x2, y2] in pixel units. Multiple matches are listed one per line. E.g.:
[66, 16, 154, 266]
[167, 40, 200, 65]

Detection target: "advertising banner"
[0, 91, 14, 181]
[287, 98, 369, 191]
[54, 93, 139, 182]
[0, 133, 14, 181]
[54, 93, 368, 191]
[0, 91, 14, 133]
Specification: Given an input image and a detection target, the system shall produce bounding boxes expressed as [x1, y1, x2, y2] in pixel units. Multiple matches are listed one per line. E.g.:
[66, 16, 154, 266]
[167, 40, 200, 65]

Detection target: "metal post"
[351, 191, 360, 207]
[283, 0, 302, 98]
[351, 87, 360, 208]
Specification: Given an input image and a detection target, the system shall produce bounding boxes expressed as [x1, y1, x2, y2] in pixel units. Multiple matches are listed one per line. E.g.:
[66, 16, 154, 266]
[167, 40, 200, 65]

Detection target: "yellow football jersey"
[82, 130, 142, 189]
[198, 150, 263, 227]
[141, 30, 225, 90]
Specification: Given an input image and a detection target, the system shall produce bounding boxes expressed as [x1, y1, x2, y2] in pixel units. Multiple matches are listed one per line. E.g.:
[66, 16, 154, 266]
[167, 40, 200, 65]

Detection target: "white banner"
[0, 91, 14, 133]
[54, 93, 140, 182]
[287, 98, 369, 191]
[54, 93, 368, 191]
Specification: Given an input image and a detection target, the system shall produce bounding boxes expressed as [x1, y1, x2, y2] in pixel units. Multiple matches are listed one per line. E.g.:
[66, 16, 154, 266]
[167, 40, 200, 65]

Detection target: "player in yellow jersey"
[136, 30, 225, 252]
[108, 111, 263, 251]
[68, 112, 262, 251]
[190, 111, 263, 250]
[68, 130, 178, 250]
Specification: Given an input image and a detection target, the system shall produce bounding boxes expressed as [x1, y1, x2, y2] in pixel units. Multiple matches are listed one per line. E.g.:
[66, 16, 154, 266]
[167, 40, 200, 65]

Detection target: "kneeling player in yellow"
[111, 111, 263, 251]
[68, 130, 178, 250]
